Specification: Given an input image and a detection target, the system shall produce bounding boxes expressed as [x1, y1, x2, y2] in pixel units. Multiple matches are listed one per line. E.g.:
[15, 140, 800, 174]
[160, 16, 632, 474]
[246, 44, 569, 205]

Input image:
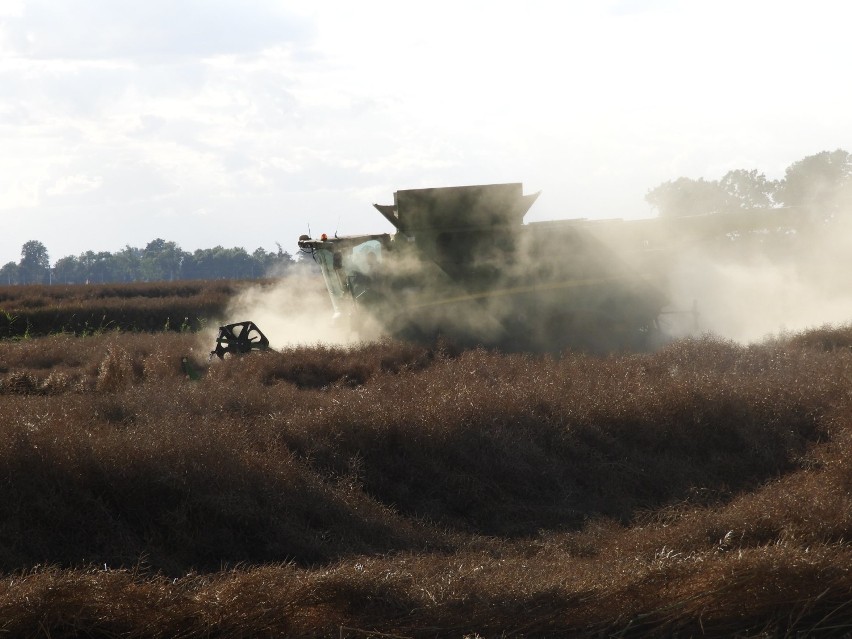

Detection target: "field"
[0, 280, 260, 338]
[2, 281, 852, 637]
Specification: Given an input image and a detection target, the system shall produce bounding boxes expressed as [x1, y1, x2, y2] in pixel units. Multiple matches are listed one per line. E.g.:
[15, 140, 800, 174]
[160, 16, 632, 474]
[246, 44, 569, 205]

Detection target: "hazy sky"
[1, 0, 850, 265]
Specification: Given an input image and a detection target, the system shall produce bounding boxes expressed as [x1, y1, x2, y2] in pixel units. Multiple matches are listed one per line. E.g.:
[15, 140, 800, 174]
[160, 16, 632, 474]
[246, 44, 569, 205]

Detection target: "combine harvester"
[210, 181, 815, 357]
[299, 183, 679, 353]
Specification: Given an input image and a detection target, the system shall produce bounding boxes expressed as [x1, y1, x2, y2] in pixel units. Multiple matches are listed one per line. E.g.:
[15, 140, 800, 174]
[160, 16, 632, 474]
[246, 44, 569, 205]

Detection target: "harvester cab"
[297, 233, 394, 320]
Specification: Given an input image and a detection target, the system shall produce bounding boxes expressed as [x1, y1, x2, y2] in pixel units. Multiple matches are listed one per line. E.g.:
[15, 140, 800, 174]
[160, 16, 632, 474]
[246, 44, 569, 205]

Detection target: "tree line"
[646, 149, 852, 217]
[1, 239, 302, 286]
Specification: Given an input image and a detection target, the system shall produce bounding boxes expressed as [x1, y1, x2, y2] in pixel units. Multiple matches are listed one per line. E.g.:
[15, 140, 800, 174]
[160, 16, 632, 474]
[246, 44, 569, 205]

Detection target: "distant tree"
[141, 239, 186, 281]
[76, 251, 95, 283]
[252, 244, 294, 277]
[718, 169, 777, 209]
[252, 247, 272, 277]
[225, 247, 254, 279]
[53, 255, 80, 284]
[182, 246, 231, 279]
[113, 245, 142, 282]
[5, 239, 302, 284]
[0, 261, 19, 285]
[182, 245, 287, 280]
[273, 242, 294, 274]
[645, 177, 728, 217]
[775, 149, 852, 210]
[88, 251, 118, 283]
[19, 240, 50, 284]
[181, 249, 210, 280]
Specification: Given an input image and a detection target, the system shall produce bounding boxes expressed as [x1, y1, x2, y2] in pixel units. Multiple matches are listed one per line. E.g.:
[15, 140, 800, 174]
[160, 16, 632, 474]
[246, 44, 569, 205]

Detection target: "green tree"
[53, 256, 80, 284]
[88, 251, 118, 283]
[112, 245, 142, 282]
[775, 149, 852, 210]
[182, 246, 270, 279]
[251, 246, 293, 278]
[252, 247, 272, 277]
[645, 177, 728, 217]
[0, 261, 19, 285]
[718, 169, 776, 209]
[141, 239, 186, 281]
[19, 240, 50, 284]
[224, 247, 254, 279]
[268, 243, 294, 276]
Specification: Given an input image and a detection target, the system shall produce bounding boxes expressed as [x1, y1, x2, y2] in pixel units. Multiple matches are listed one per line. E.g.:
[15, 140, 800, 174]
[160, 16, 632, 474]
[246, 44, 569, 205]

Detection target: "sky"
[1, 0, 851, 265]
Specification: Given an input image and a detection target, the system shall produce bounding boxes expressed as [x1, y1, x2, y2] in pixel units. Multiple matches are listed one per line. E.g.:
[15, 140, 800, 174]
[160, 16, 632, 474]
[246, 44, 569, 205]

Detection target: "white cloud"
[2, 0, 312, 59]
[46, 174, 103, 196]
[0, 0, 24, 18]
[1, 179, 40, 209]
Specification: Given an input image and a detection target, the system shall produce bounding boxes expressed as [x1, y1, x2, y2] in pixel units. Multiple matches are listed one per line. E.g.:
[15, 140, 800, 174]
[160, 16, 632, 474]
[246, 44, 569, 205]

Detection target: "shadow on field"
[272, 338, 836, 538]
[0, 410, 444, 575]
[0, 332, 846, 574]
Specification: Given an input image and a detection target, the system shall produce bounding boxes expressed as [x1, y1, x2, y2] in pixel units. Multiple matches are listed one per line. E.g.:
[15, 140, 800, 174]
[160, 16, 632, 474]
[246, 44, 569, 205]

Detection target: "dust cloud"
[212, 210, 852, 355]
[210, 270, 363, 351]
[663, 210, 852, 344]
[210, 189, 852, 354]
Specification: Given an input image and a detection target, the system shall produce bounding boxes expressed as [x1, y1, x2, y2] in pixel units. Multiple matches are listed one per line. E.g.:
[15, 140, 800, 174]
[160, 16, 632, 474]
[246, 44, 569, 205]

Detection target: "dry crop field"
[0, 280, 264, 338]
[1, 282, 852, 637]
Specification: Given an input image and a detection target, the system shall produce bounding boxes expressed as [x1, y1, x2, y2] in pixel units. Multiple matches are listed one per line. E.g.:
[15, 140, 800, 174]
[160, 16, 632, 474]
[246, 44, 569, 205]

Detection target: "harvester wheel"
[210, 321, 271, 360]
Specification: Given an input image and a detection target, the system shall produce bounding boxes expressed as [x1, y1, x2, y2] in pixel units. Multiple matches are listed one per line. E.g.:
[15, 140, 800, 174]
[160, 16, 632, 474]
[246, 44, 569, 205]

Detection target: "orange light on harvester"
[321, 233, 328, 241]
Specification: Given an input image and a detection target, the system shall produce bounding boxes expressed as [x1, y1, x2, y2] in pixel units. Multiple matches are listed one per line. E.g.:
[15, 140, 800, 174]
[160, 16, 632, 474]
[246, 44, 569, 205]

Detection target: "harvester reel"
[210, 321, 271, 360]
